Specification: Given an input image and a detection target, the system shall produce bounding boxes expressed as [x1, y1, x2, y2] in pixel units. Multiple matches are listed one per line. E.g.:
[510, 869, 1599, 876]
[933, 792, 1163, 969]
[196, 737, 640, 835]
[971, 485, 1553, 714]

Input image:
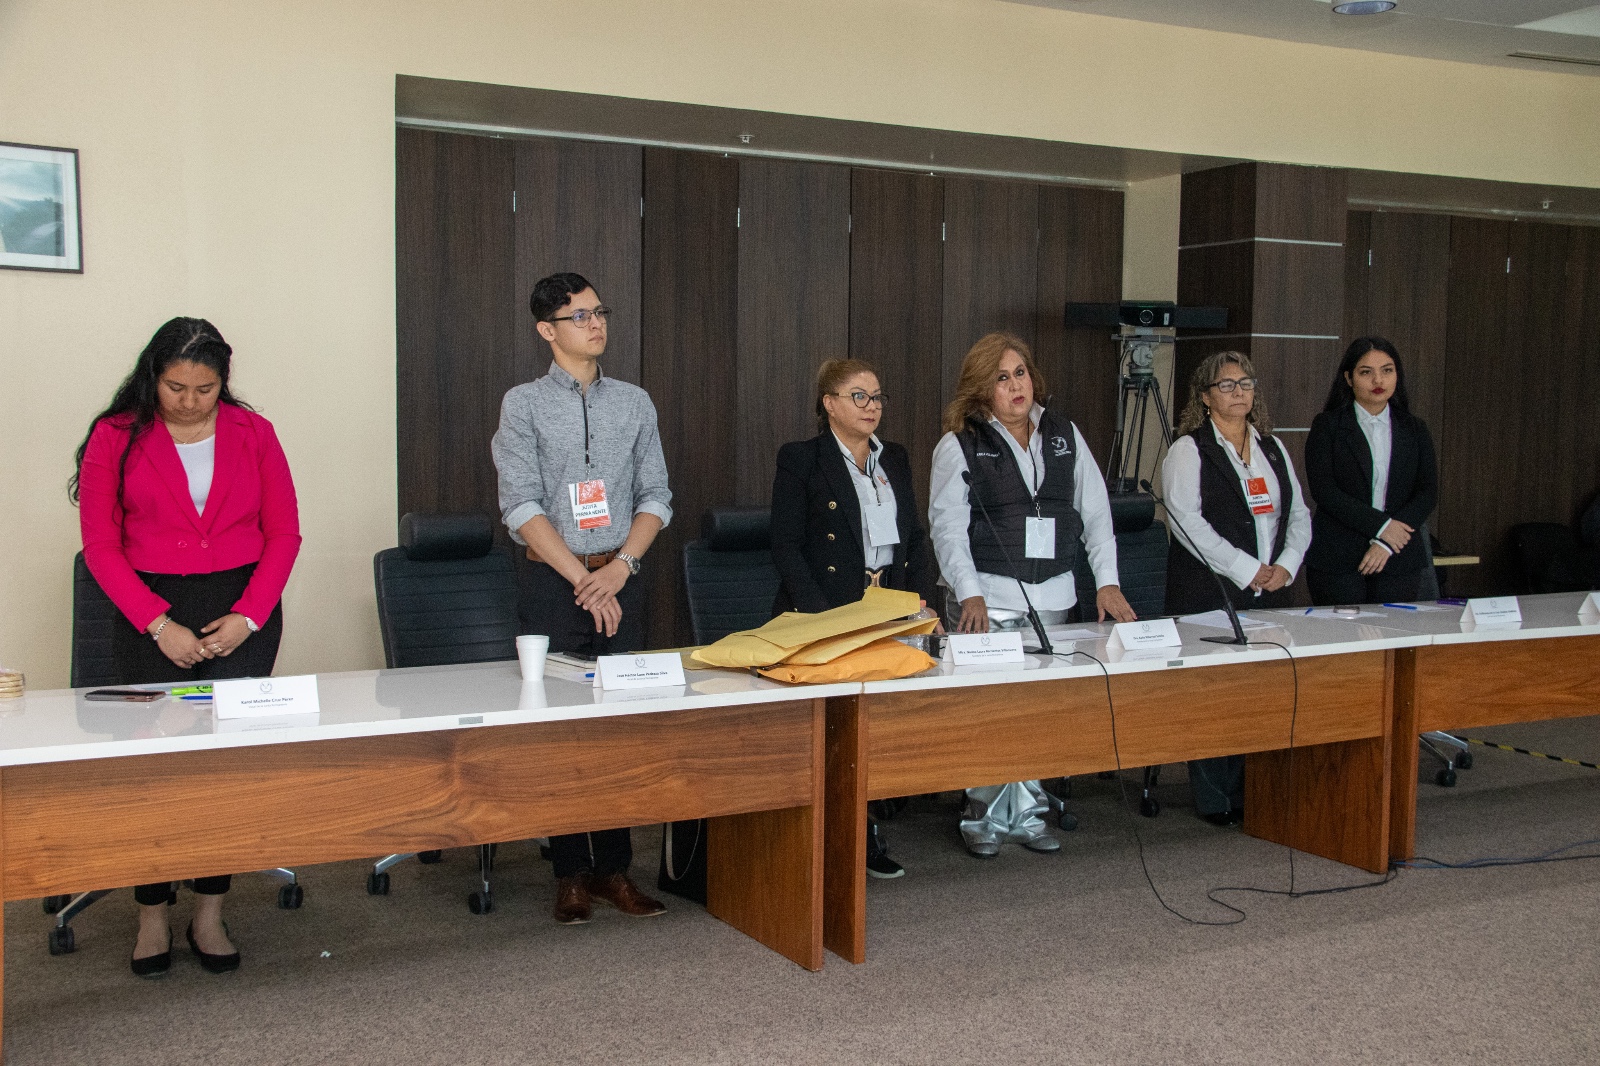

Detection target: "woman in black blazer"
[770, 359, 940, 879]
[1304, 337, 1439, 605]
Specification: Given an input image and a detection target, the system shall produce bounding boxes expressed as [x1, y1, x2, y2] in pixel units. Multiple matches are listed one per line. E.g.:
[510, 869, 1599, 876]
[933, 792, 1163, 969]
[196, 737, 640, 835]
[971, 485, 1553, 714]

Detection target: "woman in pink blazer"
[72, 317, 301, 978]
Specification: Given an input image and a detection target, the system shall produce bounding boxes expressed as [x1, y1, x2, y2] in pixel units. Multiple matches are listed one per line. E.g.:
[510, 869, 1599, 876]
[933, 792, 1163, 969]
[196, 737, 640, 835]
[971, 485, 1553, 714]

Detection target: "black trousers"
[1306, 566, 1423, 607]
[525, 561, 645, 880]
[111, 564, 284, 903]
[1184, 585, 1293, 816]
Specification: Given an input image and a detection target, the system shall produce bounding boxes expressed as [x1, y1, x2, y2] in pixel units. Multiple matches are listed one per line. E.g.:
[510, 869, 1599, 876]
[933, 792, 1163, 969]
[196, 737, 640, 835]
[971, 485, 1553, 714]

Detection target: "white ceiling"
[1006, 0, 1600, 74]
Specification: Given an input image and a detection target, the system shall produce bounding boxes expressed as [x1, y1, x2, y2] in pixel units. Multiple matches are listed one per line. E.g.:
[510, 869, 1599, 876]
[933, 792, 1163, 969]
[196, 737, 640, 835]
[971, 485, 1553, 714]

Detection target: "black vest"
[956, 410, 1084, 585]
[1166, 425, 1294, 614]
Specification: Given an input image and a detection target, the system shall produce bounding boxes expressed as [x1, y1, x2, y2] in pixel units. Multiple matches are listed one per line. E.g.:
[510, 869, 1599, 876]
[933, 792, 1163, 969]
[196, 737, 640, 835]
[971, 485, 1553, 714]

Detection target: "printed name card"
[944, 631, 1027, 665]
[1108, 618, 1183, 651]
[1580, 592, 1600, 623]
[213, 674, 320, 720]
[1461, 596, 1522, 626]
[596, 652, 687, 690]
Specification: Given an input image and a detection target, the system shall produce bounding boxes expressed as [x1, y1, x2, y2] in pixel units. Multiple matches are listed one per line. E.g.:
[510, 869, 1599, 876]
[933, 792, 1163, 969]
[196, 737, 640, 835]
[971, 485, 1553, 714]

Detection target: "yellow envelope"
[689, 586, 922, 669]
[759, 637, 936, 684]
[781, 616, 939, 665]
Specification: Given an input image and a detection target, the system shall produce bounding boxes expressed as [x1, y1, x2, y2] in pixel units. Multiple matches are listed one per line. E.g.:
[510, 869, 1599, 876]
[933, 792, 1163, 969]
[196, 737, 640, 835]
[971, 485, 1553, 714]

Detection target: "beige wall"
[4, 0, 1599, 687]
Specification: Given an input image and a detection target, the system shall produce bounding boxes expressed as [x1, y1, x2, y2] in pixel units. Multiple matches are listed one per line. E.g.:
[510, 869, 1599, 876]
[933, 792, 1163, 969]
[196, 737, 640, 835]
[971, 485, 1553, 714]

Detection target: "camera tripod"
[1104, 332, 1173, 495]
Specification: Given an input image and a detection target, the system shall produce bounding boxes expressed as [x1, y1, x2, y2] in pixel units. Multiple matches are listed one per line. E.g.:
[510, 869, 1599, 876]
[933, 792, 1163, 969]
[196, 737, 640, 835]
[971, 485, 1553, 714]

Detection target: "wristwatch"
[616, 552, 641, 576]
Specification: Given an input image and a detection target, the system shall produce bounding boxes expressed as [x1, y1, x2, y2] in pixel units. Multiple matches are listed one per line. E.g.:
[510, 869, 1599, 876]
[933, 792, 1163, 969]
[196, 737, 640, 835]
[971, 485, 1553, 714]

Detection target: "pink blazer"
[79, 403, 302, 632]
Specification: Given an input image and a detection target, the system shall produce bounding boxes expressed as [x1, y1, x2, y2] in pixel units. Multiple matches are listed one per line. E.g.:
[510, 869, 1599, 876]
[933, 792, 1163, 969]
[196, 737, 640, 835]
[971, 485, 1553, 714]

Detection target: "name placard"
[1461, 596, 1522, 626]
[944, 631, 1026, 665]
[1580, 592, 1600, 623]
[213, 674, 320, 720]
[1108, 618, 1183, 651]
[596, 652, 687, 690]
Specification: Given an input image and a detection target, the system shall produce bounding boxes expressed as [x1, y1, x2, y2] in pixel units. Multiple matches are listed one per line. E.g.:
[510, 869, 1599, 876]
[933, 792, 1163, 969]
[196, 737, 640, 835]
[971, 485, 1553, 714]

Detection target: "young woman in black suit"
[770, 358, 940, 877]
[1304, 337, 1438, 605]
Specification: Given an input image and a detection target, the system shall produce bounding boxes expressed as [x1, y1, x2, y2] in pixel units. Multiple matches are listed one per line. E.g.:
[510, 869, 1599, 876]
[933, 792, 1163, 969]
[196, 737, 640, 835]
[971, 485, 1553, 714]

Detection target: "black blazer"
[769, 434, 940, 615]
[1304, 403, 1438, 575]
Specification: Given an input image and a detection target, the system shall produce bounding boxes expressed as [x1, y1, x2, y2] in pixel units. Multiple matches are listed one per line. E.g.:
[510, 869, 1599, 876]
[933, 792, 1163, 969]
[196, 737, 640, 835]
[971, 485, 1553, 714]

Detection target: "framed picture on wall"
[0, 141, 82, 273]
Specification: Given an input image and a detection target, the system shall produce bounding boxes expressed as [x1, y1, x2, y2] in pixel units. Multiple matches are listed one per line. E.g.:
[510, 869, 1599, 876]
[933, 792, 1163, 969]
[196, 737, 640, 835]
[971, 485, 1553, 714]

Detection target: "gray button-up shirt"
[492, 362, 673, 552]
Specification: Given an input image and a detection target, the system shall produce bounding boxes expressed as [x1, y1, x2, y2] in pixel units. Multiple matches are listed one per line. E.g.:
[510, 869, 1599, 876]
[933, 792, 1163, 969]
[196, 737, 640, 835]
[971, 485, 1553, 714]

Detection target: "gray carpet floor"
[7, 716, 1599, 1065]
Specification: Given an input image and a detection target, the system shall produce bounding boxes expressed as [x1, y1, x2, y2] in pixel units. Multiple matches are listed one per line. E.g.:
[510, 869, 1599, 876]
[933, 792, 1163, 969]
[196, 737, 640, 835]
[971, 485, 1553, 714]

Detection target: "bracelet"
[150, 616, 170, 642]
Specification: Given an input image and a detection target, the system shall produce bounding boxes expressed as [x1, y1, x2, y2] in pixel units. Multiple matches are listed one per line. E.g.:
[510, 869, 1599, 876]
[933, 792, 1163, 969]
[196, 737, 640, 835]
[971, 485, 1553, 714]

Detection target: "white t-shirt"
[174, 436, 215, 515]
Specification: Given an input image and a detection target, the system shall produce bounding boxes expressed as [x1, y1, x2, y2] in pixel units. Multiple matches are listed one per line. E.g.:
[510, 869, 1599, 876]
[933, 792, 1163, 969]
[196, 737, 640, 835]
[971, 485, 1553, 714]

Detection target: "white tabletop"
[861, 611, 1432, 695]
[1312, 591, 1600, 646]
[0, 661, 857, 768]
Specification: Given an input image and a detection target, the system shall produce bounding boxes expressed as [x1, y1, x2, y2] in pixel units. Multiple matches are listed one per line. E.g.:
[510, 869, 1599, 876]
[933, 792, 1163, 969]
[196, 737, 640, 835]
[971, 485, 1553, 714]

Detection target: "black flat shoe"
[186, 922, 240, 974]
[131, 932, 173, 978]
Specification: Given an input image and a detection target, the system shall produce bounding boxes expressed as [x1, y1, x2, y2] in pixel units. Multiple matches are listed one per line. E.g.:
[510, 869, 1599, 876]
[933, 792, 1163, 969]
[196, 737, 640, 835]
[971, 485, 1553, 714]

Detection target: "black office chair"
[45, 554, 303, 957]
[1067, 493, 1171, 817]
[683, 508, 781, 644]
[369, 512, 519, 913]
[1510, 522, 1598, 595]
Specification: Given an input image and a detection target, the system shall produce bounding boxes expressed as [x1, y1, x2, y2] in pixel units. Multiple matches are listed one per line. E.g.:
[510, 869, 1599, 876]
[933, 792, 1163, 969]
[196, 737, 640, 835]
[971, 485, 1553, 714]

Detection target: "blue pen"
[178, 693, 213, 700]
[1304, 607, 1313, 614]
[1382, 603, 1418, 610]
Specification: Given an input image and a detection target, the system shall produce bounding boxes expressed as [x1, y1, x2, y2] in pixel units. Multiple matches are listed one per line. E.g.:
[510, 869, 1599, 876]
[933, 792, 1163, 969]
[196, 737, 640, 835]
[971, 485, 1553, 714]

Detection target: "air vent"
[1507, 51, 1600, 68]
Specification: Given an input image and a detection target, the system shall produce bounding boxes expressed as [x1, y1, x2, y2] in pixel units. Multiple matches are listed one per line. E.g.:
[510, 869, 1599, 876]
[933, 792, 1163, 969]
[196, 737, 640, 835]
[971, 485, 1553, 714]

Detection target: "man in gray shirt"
[491, 271, 672, 925]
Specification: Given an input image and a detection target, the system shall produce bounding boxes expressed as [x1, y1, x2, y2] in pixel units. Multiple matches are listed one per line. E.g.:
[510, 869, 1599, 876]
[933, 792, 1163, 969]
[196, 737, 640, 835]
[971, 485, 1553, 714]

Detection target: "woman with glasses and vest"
[1303, 337, 1438, 606]
[770, 358, 940, 878]
[1160, 350, 1311, 826]
[928, 332, 1136, 858]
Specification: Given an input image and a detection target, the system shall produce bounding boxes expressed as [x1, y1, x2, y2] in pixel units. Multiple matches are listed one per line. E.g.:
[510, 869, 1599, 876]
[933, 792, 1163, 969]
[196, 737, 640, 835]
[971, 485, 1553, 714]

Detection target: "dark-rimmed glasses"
[1209, 377, 1256, 394]
[549, 306, 611, 326]
[833, 390, 888, 409]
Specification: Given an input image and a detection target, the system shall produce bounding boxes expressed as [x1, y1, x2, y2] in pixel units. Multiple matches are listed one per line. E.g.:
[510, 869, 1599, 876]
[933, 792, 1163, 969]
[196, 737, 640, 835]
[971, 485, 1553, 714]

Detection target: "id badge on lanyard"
[861, 458, 899, 548]
[568, 479, 612, 529]
[1244, 476, 1275, 516]
[1022, 449, 1055, 559]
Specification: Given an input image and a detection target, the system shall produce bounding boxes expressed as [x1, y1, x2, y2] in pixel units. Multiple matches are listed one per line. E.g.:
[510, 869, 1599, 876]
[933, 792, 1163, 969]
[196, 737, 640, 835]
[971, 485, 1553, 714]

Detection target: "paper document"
[1279, 608, 1389, 620]
[1178, 611, 1271, 630]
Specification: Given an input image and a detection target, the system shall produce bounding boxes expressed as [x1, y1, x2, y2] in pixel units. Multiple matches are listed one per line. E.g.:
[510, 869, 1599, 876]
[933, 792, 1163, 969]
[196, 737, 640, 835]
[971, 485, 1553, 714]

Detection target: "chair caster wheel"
[42, 895, 70, 915]
[1140, 797, 1161, 818]
[1456, 751, 1473, 770]
[1057, 811, 1079, 832]
[277, 884, 305, 909]
[418, 850, 444, 864]
[1436, 768, 1457, 787]
[366, 871, 390, 896]
[48, 927, 75, 955]
[468, 891, 494, 915]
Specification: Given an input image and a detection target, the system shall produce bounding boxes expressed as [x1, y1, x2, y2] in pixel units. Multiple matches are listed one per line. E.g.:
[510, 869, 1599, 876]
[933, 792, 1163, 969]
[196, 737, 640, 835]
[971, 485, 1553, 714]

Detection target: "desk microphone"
[962, 470, 1053, 655]
[1139, 478, 1248, 646]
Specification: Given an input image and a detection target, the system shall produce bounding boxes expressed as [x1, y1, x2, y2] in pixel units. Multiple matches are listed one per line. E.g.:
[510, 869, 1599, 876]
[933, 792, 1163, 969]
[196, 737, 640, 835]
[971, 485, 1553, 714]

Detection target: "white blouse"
[174, 436, 215, 516]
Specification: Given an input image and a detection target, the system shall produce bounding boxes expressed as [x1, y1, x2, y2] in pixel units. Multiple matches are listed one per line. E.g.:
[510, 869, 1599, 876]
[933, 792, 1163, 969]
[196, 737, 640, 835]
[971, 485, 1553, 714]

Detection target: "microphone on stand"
[962, 470, 1053, 655]
[1140, 478, 1248, 647]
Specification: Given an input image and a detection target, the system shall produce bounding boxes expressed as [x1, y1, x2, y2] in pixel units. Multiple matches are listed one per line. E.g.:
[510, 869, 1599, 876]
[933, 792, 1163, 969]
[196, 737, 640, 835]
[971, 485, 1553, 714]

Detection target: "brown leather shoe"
[553, 875, 592, 925]
[587, 872, 666, 917]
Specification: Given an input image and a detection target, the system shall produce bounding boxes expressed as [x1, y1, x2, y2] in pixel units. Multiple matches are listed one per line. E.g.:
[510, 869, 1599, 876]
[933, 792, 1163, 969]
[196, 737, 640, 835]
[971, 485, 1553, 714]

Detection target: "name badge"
[1108, 618, 1183, 651]
[1244, 477, 1275, 516]
[1025, 516, 1056, 559]
[944, 631, 1026, 664]
[568, 479, 612, 530]
[864, 497, 900, 548]
[1461, 596, 1521, 626]
[595, 652, 687, 690]
[213, 674, 320, 719]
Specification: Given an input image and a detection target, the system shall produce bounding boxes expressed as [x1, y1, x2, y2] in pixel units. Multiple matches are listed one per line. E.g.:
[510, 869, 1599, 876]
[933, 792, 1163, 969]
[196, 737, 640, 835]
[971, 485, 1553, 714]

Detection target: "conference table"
[821, 612, 1434, 963]
[0, 662, 853, 1051]
[1366, 591, 1600, 860]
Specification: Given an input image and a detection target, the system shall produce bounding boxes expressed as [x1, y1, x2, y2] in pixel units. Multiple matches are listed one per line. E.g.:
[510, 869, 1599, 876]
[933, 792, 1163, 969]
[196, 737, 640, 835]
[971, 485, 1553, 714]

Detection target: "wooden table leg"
[1388, 648, 1419, 862]
[1243, 650, 1394, 875]
[822, 695, 866, 964]
[705, 699, 825, 971]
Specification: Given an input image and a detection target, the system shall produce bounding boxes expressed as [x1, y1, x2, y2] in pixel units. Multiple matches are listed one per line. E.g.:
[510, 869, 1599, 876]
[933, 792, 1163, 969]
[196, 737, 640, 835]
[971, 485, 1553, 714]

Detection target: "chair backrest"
[1416, 523, 1441, 600]
[684, 508, 781, 645]
[373, 513, 519, 669]
[1509, 521, 1594, 594]
[1072, 519, 1169, 620]
[72, 552, 123, 688]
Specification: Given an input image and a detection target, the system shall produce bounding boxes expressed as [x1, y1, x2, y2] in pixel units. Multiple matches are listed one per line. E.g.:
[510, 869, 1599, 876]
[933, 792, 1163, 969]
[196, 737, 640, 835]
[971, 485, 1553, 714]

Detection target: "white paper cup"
[516, 634, 549, 680]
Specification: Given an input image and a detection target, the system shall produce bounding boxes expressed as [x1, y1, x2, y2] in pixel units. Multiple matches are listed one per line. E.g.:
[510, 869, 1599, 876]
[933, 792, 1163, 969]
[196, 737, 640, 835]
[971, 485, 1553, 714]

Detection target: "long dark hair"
[1323, 336, 1410, 415]
[69, 317, 250, 505]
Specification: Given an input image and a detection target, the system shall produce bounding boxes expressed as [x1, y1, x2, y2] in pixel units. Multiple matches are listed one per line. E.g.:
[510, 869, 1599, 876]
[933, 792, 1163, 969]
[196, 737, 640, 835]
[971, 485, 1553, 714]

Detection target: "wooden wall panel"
[513, 139, 643, 384]
[395, 128, 516, 526]
[641, 148, 740, 650]
[1037, 185, 1125, 461]
[942, 176, 1040, 399]
[1343, 211, 1372, 350]
[735, 158, 852, 505]
[1364, 211, 1451, 439]
[848, 168, 945, 507]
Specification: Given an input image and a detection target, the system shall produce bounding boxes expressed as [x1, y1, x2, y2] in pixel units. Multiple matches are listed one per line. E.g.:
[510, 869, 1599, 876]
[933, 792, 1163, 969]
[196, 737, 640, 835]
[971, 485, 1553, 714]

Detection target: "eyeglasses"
[1209, 377, 1257, 394]
[548, 306, 611, 327]
[833, 390, 888, 409]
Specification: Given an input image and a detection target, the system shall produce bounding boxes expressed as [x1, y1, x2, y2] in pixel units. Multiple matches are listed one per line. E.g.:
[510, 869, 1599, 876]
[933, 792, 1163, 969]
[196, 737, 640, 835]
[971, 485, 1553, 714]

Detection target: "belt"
[527, 546, 620, 571]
